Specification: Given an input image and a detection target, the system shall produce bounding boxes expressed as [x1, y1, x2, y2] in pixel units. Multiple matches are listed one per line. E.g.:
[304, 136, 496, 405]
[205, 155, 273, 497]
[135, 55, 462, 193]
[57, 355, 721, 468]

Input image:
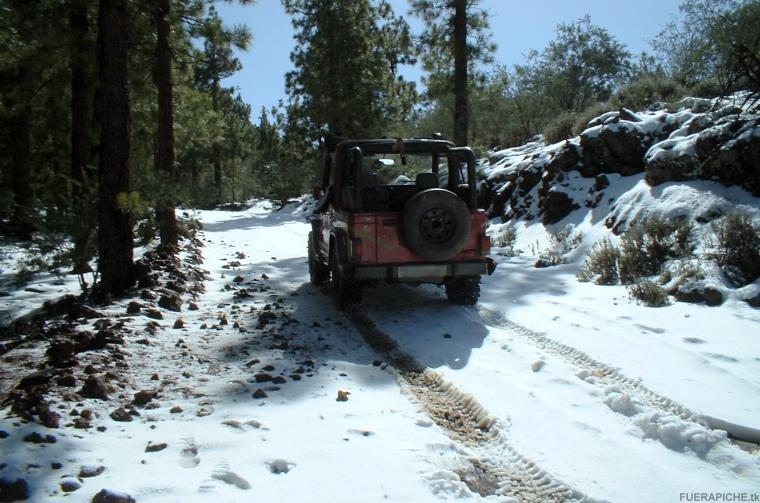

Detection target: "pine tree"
[411, 0, 495, 145]
[192, 6, 251, 203]
[283, 0, 416, 140]
[155, 0, 178, 247]
[97, 0, 135, 295]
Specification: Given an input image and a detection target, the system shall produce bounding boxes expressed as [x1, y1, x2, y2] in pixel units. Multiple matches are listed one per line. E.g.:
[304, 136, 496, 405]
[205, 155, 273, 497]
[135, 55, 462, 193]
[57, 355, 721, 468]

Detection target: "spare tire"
[400, 188, 470, 261]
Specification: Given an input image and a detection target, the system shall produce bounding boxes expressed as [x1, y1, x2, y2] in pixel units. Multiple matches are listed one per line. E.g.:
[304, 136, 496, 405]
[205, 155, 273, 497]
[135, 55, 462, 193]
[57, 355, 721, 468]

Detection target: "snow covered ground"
[1, 199, 759, 502]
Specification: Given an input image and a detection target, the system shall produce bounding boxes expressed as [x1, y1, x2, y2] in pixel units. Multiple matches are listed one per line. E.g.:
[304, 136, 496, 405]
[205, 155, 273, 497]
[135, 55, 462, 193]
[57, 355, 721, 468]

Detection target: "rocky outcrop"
[480, 93, 760, 222]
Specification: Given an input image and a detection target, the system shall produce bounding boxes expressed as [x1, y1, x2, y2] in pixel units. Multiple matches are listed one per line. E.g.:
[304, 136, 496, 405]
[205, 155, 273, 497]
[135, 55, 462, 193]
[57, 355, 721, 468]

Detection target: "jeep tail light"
[479, 234, 491, 252]
[351, 238, 363, 261]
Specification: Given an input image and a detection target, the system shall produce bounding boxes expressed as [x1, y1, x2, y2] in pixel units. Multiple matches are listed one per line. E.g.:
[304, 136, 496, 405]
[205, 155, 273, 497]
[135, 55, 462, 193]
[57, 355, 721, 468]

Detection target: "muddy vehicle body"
[308, 136, 495, 308]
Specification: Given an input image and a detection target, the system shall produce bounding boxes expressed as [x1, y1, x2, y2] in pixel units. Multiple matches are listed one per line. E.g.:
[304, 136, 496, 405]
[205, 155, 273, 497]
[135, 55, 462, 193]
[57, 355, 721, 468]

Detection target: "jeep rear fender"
[329, 229, 350, 264]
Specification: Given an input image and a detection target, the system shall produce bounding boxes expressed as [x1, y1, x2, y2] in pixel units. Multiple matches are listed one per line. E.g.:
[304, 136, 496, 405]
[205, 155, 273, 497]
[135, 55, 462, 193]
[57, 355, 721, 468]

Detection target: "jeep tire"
[308, 232, 329, 285]
[401, 188, 470, 261]
[445, 276, 480, 305]
[329, 248, 361, 310]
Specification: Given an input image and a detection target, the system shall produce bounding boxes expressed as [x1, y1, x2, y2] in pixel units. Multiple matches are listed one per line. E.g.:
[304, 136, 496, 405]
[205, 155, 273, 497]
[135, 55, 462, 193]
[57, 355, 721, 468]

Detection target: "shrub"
[619, 217, 693, 284]
[710, 212, 760, 286]
[492, 226, 520, 256]
[537, 226, 583, 266]
[542, 111, 578, 145]
[628, 279, 670, 307]
[572, 102, 612, 136]
[577, 238, 620, 285]
[612, 74, 684, 111]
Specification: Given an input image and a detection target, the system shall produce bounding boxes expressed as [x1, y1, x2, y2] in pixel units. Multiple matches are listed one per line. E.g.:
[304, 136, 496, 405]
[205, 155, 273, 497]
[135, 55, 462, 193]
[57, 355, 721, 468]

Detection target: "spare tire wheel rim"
[420, 207, 455, 243]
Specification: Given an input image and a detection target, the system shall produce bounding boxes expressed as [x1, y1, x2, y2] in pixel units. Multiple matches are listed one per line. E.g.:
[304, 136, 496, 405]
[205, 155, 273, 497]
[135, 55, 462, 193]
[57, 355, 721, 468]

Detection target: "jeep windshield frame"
[324, 138, 478, 210]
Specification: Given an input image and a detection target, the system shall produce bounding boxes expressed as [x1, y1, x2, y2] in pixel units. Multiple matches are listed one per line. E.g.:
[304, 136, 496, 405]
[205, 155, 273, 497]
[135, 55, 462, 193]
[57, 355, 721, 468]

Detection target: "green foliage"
[619, 217, 693, 284]
[543, 111, 578, 145]
[492, 226, 520, 256]
[520, 16, 632, 113]
[612, 72, 684, 111]
[572, 102, 612, 136]
[577, 238, 621, 285]
[653, 0, 760, 95]
[628, 279, 670, 307]
[709, 212, 760, 286]
[283, 0, 417, 140]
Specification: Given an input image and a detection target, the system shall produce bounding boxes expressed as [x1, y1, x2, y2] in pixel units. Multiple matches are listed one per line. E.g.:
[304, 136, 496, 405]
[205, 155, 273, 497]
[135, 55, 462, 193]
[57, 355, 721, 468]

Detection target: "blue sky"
[215, 0, 684, 122]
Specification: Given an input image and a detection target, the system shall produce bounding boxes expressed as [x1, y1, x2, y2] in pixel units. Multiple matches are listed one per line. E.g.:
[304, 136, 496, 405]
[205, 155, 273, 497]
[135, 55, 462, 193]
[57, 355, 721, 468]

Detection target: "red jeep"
[308, 136, 495, 308]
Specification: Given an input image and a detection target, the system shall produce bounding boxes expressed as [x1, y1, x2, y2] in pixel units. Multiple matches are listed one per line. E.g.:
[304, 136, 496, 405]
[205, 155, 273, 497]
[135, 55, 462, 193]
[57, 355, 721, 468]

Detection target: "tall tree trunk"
[10, 71, 33, 240]
[97, 0, 135, 295]
[453, 0, 468, 147]
[211, 81, 222, 203]
[70, 0, 90, 202]
[70, 0, 93, 272]
[155, 0, 178, 247]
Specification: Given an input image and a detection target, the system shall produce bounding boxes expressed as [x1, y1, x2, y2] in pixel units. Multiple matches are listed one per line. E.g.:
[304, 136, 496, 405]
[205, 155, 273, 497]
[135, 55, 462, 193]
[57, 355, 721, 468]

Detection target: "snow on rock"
[633, 412, 727, 459]
[480, 92, 760, 225]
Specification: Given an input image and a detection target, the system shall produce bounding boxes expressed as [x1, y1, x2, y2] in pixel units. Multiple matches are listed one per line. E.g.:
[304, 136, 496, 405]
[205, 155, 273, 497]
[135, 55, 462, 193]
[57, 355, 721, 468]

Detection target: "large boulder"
[580, 121, 649, 177]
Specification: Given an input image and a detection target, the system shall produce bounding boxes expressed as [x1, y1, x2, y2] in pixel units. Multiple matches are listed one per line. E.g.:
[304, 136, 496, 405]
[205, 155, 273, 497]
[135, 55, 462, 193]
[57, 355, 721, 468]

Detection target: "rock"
[252, 389, 267, 399]
[594, 174, 610, 191]
[0, 478, 29, 501]
[745, 293, 760, 308]
[90, 489, 136, 503]
[545, 142, 581, 173]
[126, 302, 142, 315]
[56, 374, 77, 387]
[272, 376, 287, 384]
[233, 275, 244, 283]
[580, 123, 648, 177]
[262, 364, 275, 371]
[140, 290, 157, 302]
[0, 431, 8, 439]
[109, 408, 133, 422]
[533, 259, 553, 268]
[254, 373, 272, 383]
[60, 476, 82, 493]
[158, 294, 182, 312]
[336, 390, 350, 402]
[38, 408, 60, 429]
[145, 442, 167, 453]
[188, 302, 199, 311]
[79, 465, 105, 478]
[703, 287, 724, 306]
[47, 340, 76, 367]
[73, 418, 90, 429]
[79, 376, 109, 400]
[172, 319, 184, 329]
[673, 284, 706, 304]
[133, 390, 155, 406]
[540, 190, 579, 225]
[51, 462, 62, 469]
[144, 308, 164, 320]
[165, 281, 186, 294]
[23, 432, 56, 444]
[257, 311, 276, 327]
[169, 406, 183, 413]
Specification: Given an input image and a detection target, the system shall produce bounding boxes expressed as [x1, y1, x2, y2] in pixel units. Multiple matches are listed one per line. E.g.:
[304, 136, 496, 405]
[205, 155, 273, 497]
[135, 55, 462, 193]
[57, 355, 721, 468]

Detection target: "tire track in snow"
[347, 308, 588, 502]
[478, 307, 760, 466]
[477, 306, 703, 424]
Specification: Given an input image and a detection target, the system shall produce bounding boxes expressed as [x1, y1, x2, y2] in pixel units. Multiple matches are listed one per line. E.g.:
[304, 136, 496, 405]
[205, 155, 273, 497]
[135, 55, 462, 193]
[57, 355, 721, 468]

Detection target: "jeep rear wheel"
[401, 188, 470, 261]
[329, 248, 361, 310]
[445, 276, 480, 305]
[308, 232, 329, 285]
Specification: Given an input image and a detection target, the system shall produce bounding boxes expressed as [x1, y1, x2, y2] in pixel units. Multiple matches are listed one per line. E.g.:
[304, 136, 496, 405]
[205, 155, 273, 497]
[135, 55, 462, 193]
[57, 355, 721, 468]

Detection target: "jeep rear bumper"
[347, 259, 495, 282]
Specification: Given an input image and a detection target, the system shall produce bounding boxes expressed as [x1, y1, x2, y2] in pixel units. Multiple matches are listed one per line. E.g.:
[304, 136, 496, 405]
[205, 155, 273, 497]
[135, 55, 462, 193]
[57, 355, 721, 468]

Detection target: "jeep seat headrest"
[415, 172, 438, 190]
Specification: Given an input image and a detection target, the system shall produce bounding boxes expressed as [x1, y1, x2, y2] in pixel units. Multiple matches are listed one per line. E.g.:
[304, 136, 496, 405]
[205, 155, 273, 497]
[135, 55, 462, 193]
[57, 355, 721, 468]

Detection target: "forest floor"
[1, 199, 759, 502]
